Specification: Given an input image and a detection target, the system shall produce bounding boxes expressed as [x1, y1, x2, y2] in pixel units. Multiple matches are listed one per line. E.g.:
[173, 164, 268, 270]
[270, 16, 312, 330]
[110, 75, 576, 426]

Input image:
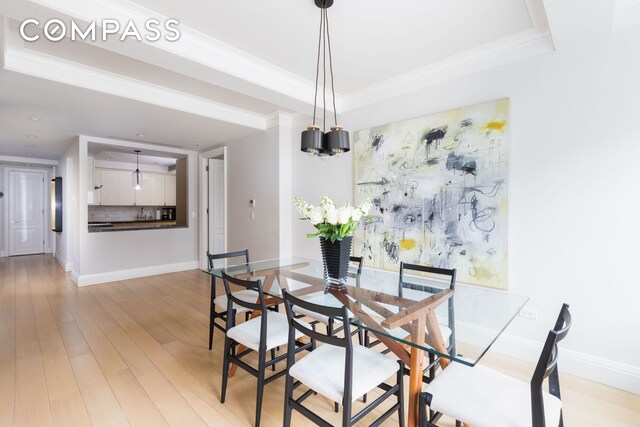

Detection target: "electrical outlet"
[520, 307, 538, 320]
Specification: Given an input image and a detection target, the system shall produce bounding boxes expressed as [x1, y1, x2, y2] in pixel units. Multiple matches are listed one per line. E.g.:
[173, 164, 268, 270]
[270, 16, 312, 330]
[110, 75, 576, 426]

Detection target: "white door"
[8, 170, 45, 256]
[208, 159, 225, 266]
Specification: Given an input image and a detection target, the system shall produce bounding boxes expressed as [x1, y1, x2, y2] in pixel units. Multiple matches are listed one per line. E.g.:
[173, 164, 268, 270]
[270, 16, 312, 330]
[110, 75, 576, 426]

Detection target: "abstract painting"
[353, 98, 509, 289]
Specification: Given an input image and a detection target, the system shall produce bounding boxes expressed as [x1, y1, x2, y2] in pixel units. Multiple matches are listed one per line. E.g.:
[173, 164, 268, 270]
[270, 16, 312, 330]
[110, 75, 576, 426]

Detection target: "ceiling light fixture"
[300, 0, 349, 158]
[28, 117, 41, 121]
[137, 134, 145, 138]
[132, 150, 143, 190]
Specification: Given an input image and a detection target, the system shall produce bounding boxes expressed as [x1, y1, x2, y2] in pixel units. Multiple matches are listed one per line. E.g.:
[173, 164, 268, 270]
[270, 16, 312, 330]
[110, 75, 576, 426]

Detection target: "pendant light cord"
[322, 8, 327, 132]
[312, 8, 324, 126]
[324, 8, 338, 126]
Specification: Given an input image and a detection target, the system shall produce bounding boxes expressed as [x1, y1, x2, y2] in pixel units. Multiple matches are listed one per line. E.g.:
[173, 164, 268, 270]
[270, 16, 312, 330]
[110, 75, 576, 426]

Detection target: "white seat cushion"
[226, 312, 307, 351]
[289, 343, 399, 403]
[425, 362, 562, 427]
[214, 289, 261, 314]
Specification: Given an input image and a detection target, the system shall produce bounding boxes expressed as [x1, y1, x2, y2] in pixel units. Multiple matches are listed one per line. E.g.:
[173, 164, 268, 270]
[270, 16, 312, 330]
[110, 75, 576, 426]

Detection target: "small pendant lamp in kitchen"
[132, 149, 143, 190]
[300, 0, 349, 157]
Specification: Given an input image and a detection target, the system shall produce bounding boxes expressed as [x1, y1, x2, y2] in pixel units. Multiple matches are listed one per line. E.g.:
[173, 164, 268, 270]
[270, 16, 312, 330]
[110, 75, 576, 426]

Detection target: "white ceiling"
[128, 0, 534, 92]
[0, 0, 636, 160]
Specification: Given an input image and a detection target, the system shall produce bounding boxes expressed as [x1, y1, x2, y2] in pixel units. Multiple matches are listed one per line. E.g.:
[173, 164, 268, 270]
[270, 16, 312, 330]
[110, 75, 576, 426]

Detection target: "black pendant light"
[300, 0, 349, 157]
[132, 150, 143, 190]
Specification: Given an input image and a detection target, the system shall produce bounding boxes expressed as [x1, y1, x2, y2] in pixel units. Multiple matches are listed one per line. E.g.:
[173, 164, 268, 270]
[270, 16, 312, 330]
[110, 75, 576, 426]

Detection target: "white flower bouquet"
[294, 195, 372, 243]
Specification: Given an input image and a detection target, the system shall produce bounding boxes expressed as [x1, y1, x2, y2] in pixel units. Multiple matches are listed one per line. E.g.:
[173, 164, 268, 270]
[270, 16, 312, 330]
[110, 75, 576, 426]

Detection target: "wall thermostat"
[250, 199, 256, 207]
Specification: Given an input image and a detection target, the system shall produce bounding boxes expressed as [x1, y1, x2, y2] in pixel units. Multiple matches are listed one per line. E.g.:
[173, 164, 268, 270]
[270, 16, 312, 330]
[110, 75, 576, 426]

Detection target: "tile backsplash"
[89, 205, 167, 222]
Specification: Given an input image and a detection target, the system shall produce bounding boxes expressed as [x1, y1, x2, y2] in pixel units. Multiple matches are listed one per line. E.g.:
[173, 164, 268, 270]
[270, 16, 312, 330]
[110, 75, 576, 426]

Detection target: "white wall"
[291, 26, 640, 392]
[218, 128, 281, 261]
[55, 143, 78, 271]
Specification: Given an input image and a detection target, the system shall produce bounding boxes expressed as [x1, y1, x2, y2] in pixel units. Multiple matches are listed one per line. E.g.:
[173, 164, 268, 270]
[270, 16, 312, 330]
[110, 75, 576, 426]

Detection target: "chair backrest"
[530, 303, 572, 427]
[398, 262, 457, 353]
[349, 256, 363, 276]
[221, 272, 267, 335]
[207, 249, 250, 269]
[282, 291, 355, 401]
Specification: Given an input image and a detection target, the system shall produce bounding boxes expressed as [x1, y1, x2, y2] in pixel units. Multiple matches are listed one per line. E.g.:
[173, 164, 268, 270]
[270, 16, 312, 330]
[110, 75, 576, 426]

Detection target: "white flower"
[337, 206, 353, 225]
[308, 207, 323, 225]
[325, 207, 338, 225]
[351, 209, 363, 222]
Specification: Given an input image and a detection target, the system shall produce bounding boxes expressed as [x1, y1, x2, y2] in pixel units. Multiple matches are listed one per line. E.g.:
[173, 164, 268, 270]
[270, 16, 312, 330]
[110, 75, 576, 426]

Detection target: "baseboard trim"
[457, 322, 640, 395]
[75, 261, 199, 287]
[54, 253, 73, 272]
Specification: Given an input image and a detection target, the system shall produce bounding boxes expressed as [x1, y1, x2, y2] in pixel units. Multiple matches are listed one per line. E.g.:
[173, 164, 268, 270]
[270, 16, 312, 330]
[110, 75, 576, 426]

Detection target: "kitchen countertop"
[88, 219, 184, 232]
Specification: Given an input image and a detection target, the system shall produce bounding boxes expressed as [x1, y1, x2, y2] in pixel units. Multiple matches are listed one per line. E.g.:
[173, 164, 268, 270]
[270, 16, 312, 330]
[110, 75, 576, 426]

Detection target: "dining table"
[204, 257, 528, 427]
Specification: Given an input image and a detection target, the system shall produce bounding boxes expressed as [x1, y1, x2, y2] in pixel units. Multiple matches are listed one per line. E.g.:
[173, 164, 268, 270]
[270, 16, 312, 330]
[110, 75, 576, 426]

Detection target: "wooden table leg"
[424, 311, 449, 370]
[407, 315, 426, 427]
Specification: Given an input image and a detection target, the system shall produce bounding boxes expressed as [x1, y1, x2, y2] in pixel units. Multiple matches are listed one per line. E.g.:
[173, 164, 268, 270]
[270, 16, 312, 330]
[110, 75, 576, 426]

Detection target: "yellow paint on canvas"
[484, 120, 507, 132]
[399, 239, 416, 250]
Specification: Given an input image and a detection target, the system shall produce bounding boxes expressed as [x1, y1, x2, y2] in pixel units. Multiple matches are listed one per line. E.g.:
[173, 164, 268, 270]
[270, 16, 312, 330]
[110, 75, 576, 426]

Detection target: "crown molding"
[26, 0, 341, 113]
[3, 47, 267, 130]
[0, 155, 59, 166]
[340, 28, 554, 112]
[614, 0, 640, 30]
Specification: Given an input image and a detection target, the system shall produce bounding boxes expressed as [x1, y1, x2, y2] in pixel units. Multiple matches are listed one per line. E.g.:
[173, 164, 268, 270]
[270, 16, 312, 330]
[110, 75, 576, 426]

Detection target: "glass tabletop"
[204, 257, 528, 366]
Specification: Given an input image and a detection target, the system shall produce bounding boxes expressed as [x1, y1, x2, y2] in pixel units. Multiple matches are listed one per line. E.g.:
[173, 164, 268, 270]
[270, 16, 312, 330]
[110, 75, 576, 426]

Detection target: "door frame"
[198, 146, 227, 269]
[3, 166, 53, 257]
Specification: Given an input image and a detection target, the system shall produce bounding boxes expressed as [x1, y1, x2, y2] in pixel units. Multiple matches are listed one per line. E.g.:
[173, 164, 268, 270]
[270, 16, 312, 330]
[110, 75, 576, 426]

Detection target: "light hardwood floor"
[0, 255, 638, 427]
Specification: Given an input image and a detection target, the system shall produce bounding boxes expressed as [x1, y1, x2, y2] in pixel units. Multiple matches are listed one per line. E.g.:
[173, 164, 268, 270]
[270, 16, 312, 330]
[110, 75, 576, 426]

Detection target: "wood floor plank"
[25, 257, 92, 427]
[13, 257, 53, 427]
[0, 258, 17, 426]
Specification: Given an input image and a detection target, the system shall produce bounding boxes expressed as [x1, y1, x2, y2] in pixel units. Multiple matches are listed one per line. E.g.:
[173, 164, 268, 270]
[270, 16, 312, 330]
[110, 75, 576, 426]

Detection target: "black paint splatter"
[371, 133, 384, 151]
[422, 125, 448, 158]
[459, 118, 473, 127]
[445, 152, 477, 176]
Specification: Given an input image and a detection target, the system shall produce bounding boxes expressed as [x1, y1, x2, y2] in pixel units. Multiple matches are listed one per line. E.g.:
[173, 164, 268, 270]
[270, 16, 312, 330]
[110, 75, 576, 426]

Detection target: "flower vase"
[319, 236, 353, 291]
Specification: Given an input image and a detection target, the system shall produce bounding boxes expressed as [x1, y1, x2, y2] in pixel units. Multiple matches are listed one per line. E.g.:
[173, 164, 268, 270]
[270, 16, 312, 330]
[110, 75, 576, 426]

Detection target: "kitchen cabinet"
[99, 169, 119, 205]
[135, 174, 152, 206]
[117, 171, 135, 205]
[93, 168, 176, 206]
[94, 168, 101, 205]
[149, 173, 166, 206]
[165, 174, 176, 206]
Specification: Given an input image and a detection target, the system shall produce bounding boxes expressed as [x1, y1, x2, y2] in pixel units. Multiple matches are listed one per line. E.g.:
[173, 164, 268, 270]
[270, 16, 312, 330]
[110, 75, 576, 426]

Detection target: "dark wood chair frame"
[419, 303, 572, 427]
[282, 290, 405, 427]
[207, 249, 251, 350]
[219, 272, 313, 427]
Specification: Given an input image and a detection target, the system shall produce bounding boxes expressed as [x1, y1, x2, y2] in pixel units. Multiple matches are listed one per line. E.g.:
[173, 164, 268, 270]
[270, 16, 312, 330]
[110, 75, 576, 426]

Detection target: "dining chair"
[365, 262, 456, 383]
[282, 290, 405, 427]
[419, 303, 572, 427]
[207, 249, 251, 350]
[219, 272, 313, 427]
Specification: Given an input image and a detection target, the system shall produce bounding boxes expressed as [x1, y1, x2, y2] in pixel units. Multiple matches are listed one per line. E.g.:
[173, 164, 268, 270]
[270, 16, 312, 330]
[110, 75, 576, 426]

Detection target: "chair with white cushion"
[419, 303, 572, 427]
[282, 290, 405, 427]
[207, 249, 251, 350]
[219, 272, 313, 427]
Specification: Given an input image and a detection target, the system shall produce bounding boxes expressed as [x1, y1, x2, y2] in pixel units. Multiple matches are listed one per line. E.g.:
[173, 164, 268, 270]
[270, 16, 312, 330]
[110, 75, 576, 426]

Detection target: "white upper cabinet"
[135, 174, 152, 206]
[165, 174, 176, 206]
[93, 168, 176, 206]
[117, 171, 135, 206]
[99, 169, 119, 205]
[94, 168, 101, 205]
[149, 173, 166, 206]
